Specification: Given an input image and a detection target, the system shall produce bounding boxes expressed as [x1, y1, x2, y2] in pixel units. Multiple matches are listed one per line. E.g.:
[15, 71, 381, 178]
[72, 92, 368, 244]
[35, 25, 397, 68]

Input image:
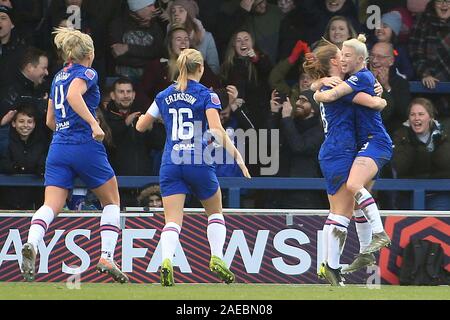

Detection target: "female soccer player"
[136, 48, 251, 286]
[314, 36, 393, 268]
[303, 40, 386, 286]
[21, 28, 128, 283]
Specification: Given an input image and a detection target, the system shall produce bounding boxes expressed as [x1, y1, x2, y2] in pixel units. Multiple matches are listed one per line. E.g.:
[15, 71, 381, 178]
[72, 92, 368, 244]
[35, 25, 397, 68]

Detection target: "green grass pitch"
[1, 282, 449, 300]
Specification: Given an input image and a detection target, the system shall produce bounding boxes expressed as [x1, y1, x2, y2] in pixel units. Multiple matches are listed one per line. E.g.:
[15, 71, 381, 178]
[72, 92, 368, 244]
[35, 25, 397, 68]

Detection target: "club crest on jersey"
[348, 75, 358, 86]
[210, 93, 220, 105]
[85, 69, 96, 80]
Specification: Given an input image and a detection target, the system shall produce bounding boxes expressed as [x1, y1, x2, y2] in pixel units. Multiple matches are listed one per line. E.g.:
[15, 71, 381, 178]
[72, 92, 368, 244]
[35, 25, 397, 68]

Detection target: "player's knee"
[346, 181, 362, 195]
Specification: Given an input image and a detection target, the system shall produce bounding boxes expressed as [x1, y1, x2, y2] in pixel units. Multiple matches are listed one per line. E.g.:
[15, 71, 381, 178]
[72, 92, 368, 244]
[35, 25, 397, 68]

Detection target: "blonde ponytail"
[175, 48, 203, 92]
[53, 27, 94, 63]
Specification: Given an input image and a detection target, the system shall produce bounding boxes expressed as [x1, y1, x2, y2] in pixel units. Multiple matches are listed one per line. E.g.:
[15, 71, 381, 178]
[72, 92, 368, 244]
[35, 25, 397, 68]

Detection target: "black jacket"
[0, 127, 48, 210]
[0, 127, 47, 175]
[0, 71, 48, 124]
[0, 29, 30, 90]
[104, 101, 165, 176]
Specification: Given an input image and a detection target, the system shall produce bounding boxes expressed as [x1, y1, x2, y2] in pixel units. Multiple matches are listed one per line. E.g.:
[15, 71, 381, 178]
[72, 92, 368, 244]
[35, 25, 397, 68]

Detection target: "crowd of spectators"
[0, 0, 449, 210]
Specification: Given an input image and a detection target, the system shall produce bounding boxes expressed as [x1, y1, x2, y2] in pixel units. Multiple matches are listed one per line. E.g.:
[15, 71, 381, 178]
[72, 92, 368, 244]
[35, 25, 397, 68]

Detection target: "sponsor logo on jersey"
[173, 143, 195, 151]
[85, 69, 96, 80]
[210, 93, 220, 105]
[56, 121, 70, 131]
[348, 75, 359, 86]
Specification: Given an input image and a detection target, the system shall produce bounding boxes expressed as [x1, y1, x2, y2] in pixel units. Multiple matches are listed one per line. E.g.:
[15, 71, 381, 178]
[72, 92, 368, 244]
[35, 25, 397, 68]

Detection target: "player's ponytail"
[53, 27, 94, 64]
[175, 48, 203, 92]
[303, 43, 339, 80]
[343, 34, 369, 63]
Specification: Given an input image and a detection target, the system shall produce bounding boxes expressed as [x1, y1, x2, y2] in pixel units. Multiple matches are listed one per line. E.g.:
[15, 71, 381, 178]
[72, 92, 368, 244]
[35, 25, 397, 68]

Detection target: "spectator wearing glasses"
[369, 42, 411, 134]
[374, 11, 414, 80]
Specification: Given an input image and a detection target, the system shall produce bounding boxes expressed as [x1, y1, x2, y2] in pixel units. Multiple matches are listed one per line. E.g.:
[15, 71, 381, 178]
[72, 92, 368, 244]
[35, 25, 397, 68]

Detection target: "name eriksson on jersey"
[165, 93, 197, 105]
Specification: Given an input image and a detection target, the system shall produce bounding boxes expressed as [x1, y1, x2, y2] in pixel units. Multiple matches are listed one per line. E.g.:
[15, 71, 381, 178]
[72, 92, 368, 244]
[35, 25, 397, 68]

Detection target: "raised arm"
[46, 99, 55, 131]
[310, 76, 343, 91]
[206, 108, 251, 178]
[314, 81, 353, 103]
[353, 93, 387, 111]
[136, 101, 158, 132]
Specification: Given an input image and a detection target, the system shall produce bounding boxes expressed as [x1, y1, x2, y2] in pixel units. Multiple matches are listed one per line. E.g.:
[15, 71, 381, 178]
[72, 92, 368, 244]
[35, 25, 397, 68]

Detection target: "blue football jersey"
[345, 68, 392, 148]
[49, 63, 100, 144]
[148, 80, 222, 166]
[318, 86, 357, 159]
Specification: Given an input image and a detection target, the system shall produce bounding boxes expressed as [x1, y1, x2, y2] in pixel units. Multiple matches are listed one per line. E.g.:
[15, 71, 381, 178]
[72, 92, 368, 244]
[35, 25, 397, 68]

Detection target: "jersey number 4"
[169, 108, 194, 140]
[54, 84, 66, 118]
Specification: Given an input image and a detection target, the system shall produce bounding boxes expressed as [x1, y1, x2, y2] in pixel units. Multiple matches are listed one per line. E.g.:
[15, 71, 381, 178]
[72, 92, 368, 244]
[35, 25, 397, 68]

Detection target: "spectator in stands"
[267, 89, 325, 208]
[307, 0, 362, 45]
[409, 0, 450, 89]
[220, 29, 272, 130]
[213, 84, 254, 177]
[369, 42, 411, 134]
[277, 0, 306, 60]
[137, 24, 228, 108]
[48, 0, 122, 85]
[392, 97, 450, 210]
[0, 1, 43, 38]
[0, 105, 46, 209]
[167, 0, 220, 74]
[103, 77, 165, 207]
[109, 0, 165, 82]
[0, 47, 49, 157]
[315, 15, 357, 49]
[374, 11, 414, 80]
[218, 0, 283, 64]
[137, 184, 162, 207]
[269, 40, 312, 107]
[0, 5, 29, 89]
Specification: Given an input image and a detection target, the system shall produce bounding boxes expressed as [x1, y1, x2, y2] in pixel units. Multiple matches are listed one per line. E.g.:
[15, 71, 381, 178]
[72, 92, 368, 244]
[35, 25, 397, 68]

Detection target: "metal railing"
[1, 175, 450, 209]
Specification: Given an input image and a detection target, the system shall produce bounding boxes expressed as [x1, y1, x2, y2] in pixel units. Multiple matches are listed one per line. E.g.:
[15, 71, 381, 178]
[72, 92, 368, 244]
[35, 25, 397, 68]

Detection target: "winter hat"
[0, 5, 14, 25]
[170, 0, 200, 18]
[127, 0, 156, 12]
[299, 89, 320, 114]
[381, 11, 402, 36]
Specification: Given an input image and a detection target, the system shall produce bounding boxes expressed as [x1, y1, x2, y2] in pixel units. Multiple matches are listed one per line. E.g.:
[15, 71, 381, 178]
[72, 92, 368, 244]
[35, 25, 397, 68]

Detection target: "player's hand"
[374, 96, 387, 111]
[322, 76, 342, 88]
[238, 162, 251, 179]
[374, 80, 383, 97]
[91, 123, 105, 142]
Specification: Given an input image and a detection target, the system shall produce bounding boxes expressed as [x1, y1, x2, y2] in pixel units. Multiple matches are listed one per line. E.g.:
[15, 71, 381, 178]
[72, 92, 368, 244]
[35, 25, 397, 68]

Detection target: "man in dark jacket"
[267, 89, 326, 209]
[0, 46, 49, 156]
[369, 42, 411, 135]
[0, 5, 30, 89]
[109, 0, 165, 82]
[103, 77, 165, 206]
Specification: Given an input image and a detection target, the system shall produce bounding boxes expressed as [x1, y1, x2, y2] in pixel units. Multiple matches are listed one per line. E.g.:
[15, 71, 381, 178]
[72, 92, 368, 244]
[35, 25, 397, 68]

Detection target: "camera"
[278, 93, 287, 103]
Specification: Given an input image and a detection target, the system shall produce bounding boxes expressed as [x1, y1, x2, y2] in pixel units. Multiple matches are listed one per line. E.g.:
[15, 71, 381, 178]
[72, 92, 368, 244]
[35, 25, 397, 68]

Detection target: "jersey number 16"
[169, 108, 194, 140]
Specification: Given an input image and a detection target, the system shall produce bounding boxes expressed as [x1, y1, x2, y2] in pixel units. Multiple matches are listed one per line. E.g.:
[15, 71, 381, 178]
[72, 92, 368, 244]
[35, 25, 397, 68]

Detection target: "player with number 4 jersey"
[20, 28, 128, 284]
